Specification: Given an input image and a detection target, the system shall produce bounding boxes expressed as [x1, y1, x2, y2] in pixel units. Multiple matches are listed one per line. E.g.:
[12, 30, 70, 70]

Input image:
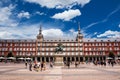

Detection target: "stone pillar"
[83, 57, 85, 62]
[70, 57, 72, 62]
[95, 57, 97, 61]
[102, 57, 103, 61]
[99, 57, 100, 61]
[49, 57, 51, 62]
[44, 57, 46, 62]
[65, 57, 67, 61]
[40, 57, 42, 62]
[78, 57, 80, 62]
[92, 57, 94, 61]
[74, 57, 76, 62]
[88, 56, 90, 61]
[35, 57, 37, 62]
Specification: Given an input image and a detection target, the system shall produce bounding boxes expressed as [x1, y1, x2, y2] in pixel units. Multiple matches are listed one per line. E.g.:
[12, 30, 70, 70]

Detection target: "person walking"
[50, 62, 53, 68]
[43, 62, 46, 71]
[75, 61, 78, 68]
[67, 61, 70, 69]
[41, 62, 44, 71]
[29, 62, 32, 71]
[25, 61, 27, 68]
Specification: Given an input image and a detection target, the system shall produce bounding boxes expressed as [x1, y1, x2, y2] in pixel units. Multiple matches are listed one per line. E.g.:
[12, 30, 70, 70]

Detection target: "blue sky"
[0, 0, 120, 39]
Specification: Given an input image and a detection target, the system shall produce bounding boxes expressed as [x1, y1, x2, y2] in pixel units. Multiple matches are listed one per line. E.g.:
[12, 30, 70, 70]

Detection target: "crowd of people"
[25, 61, 53, 72]
[24, 59, 120, 71]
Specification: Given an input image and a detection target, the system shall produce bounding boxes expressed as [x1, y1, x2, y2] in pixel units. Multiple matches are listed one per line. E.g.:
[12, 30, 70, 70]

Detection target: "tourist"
[67, 61, 70, 68]
[75, 61, 78, 68]
[111, 60, 114, 67]
[29, 62, 32, 71]
[50, 62, 53, 68]
[25, 61, 27, 68]
[43, 62, 46, 71]
[41, 62, 44, 71]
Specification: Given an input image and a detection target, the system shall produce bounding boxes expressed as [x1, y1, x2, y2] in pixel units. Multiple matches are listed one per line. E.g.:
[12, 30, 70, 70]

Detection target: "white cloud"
[97, 30, 120, 38]
[0, 4, 18, 27]
[119, 24, 120, 28]
[94, 32, 97, 35]
[24, 0, 90, 9]
[52, 9, 81, 21]
[17, 11, 30, 19]
[0, 24, 79, 39]
[42, 29, 64, 38]
[43, 28, 78, 39]
[35, 11, 46, 15]
[0, 24, 40, 39]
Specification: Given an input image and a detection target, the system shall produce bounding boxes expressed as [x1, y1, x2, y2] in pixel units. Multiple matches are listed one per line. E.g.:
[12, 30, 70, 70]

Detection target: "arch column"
[44, 57, 46, 62]
[74, 57, 76, 62]
[66, 57, 68, 61]
[49, 57, 51, 62]
[70, 57, 72, 62]
[78, 57, 80, 62]
[83, 57, 85, 62]
[40, 57, 42, 62]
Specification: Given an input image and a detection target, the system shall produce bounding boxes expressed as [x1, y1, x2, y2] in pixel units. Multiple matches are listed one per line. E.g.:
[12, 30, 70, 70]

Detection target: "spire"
[78, 22, 80, 34]
[39, 25, 42, 35]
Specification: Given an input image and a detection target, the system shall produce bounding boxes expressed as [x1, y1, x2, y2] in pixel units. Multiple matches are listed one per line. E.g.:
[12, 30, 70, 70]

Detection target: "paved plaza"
[0, 63, 120, 80]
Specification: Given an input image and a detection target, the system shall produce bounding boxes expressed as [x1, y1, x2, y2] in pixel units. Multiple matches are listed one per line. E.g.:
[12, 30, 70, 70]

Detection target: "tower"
[37, 25, 43, 41]
[36, 25, 44, 61]
[76, 22, 83, 59]
[76, 22, 83, 41]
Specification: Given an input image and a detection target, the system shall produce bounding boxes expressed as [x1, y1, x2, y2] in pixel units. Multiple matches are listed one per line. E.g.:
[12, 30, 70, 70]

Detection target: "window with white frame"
[67, 48, 70, 51]
[76, 52, 78, 55]
[50, 53, 53, 55]
[67, 53, 70, 55]
[110, 47, 112, 50]
[71, 43, 74, 46]
[80, 52, 82, 55]
[33, 48, 35, 51]
[89, 48, 91, 51]
[76, 43, 78, 46]
[46, 48, 49, 51]
[67, 43, 70, 46]
[38, 43, 40, 46]
[72, 52, 74, 55]
[80, 43, 82, 46]
[9, 48, 12, 51]
[30, 48, 32, 51]
[80, 48, 82, 51]
[89, 52, 92, 55]
[46, 52, 48, 55]
[20, 48, 22, 51]
[80, 39, 82, 42]
[71, 48, 74, 51]
[42, 53, 44, 55]
[42, 48, 44, 51]
[76, 48, 78, 51]
[38, 52, 40, 55]
[50, 48, 52, 51]
[27, 48, 29, 51]
[85, 48, 87, 51]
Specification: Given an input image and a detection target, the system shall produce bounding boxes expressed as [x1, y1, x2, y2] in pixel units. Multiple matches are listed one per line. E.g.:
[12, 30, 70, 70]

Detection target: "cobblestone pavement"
[0, 63, 120, 80]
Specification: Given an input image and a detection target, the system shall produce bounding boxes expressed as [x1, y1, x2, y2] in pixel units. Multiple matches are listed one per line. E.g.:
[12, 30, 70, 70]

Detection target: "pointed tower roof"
[78, 22, 81, 34]
[39, 25, 42, 35]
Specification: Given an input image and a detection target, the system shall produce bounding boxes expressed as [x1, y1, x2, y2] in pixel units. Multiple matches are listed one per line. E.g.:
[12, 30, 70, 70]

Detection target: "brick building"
[0, 25, 120, 62]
